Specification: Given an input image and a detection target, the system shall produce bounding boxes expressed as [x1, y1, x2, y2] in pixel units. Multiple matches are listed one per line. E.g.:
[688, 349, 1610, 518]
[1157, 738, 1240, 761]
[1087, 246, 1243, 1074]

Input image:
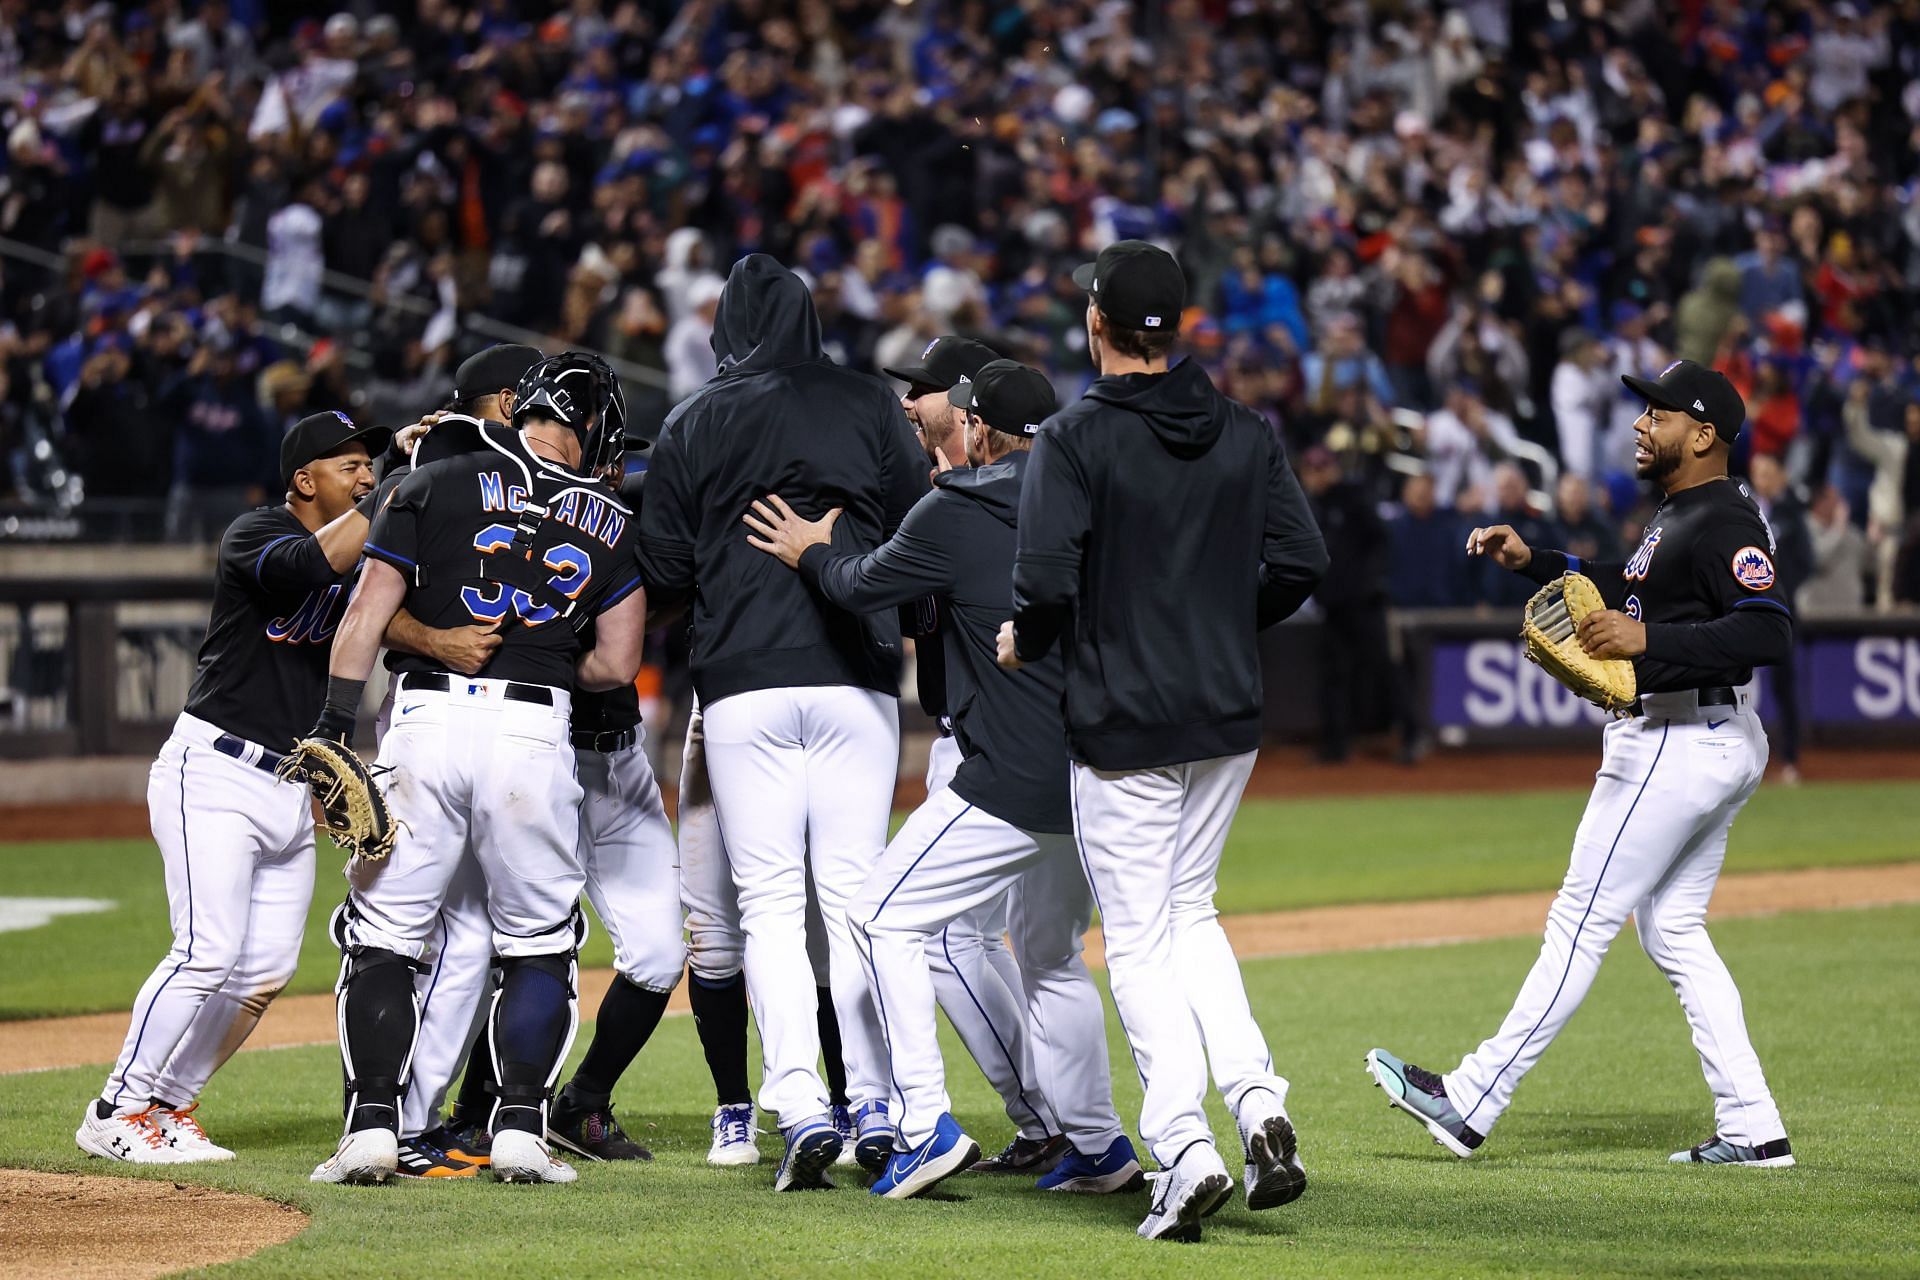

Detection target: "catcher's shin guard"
[485, 951, 581, 1136]
[334, 941, 425, 1135]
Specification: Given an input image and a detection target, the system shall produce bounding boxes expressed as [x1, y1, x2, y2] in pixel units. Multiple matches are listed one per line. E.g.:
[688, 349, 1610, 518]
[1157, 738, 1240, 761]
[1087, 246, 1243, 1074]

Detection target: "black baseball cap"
[1621, 359, 1746, 442]
[948, 359, 1058, 437]
[281, 410, 391, 487]
[883, 335, 997, 392]
[1071, 239, 1186, 333]
[453, 343, 544, 409]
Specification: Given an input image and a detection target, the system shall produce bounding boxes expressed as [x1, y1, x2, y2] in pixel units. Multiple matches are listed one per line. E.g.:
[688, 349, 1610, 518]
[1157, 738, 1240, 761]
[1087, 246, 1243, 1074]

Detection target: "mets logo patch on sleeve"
[1731, 546, 1776, 591]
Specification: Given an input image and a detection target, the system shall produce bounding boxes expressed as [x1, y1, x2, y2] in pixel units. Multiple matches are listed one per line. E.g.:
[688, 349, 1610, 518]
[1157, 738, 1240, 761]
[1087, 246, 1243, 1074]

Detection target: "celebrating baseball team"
[73, 238, 1798, 1243]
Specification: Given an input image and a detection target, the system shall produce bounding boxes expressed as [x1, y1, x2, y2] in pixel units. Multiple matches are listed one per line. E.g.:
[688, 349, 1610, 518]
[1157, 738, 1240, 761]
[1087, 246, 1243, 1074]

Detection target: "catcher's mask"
[513, 352, 627, 477]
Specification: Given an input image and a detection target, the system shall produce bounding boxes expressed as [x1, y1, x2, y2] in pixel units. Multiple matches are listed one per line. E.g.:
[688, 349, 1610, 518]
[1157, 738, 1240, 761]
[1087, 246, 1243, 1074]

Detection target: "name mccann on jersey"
[477, 471, 628, 549]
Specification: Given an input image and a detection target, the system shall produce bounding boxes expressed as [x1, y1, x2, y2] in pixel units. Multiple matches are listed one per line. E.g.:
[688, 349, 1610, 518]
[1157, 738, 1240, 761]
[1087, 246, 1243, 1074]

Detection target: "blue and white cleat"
[852, 1100, 894, 1174]
[1365, 1047, 1483, 1159]
[831, 1103, 857, 1167]
[773, 1114, 842, 1191]
[1035, 1134, 1145, 1193]
[870, 1112, 981, 1200]
[1669, 1135, 1794, 1168]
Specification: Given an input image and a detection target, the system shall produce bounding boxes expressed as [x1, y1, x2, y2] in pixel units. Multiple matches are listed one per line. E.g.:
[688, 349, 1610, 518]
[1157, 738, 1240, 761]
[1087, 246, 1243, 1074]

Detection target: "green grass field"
[1, 907, 1913, 1276]
[4, 780, 1915, 1275]
[2, 779, 1916, 1019]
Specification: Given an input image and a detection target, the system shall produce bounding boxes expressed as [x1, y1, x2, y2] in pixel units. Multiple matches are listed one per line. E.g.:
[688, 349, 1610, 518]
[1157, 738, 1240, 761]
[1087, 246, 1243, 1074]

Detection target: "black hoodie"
[638, 255, 929, 704]
[798, 450, 1069, 834]
[1012, 359, 1328, 770]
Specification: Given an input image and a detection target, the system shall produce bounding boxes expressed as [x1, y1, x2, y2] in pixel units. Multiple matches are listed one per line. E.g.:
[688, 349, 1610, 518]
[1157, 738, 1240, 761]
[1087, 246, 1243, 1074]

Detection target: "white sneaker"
[75, 1101, 191, 1165]
[707, 1103, 761, 1167]
[154, 1103, 236, 1163]
[490, 1129, 578, 1184]
[1137, 1142, 1234, 1242]
[310, 1128, 399, 1184]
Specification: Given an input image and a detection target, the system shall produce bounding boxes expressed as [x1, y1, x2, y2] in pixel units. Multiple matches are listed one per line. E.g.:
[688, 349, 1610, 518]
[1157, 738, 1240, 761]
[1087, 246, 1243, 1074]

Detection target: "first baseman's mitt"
[1521, 572, 1637, 715]
[275, 738, 399, 861]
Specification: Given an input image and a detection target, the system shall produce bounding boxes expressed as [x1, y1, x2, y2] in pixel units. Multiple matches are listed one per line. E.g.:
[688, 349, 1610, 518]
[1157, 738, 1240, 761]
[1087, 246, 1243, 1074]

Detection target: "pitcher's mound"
[0, 1169, 307, 1278]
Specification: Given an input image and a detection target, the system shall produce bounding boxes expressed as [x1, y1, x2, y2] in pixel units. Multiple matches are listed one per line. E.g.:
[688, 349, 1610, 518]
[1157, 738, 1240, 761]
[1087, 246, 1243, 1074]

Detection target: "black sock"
[689, 971, 750, 1107]
[817, 985, 849, 1108]
[565, 976, 671, 1108]
[449, 1030, 496, 1129]
[341, 959, 417, 1132]
[489, 962, 570, 1135]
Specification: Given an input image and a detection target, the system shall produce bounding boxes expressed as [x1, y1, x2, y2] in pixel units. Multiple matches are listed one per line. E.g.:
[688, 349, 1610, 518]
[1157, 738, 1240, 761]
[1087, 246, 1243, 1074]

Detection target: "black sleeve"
[364, 469, 429, 579]
[1519, 550, 1629, 609]
[1256, 429, 1330, 628]
[635, 410, 697, 595]
[876, 392, 930, 537]
[1642, 517, 1793, 669]
[221, 511, 336, 594]
[1011, 426, 1089, 662]
[796, 491, 958, 613]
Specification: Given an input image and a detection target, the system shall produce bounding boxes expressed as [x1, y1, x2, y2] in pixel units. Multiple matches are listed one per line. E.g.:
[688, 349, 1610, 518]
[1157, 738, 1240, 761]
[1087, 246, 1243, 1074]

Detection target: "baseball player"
[1002, 242, 1327, 1241]
[745, 358, 1142, 1201]
[76, 411, 390, 1165]
[307, 354, 646, 1186]
[884, 335, 1069, 1173]
[638, 254, 924, 1190]
[1367, 359, 1796, 1168]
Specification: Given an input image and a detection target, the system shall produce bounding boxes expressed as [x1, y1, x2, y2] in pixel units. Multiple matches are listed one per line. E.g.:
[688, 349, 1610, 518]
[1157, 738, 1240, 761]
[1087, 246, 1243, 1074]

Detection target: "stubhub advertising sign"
[1429, 632, 1920, 735]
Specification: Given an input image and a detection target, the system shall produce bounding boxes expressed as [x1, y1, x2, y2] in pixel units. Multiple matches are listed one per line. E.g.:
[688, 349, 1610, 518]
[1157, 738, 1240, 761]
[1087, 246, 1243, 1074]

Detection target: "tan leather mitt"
[276, 737, 399, 861]
[1521, 572, 1637, 715]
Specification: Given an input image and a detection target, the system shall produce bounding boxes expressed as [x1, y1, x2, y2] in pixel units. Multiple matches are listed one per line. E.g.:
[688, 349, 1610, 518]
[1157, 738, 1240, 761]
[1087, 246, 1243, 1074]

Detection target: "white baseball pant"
[851, 784, 1122, 1153]
[1443, 692, 1788, 1144]
[922, 734, 1056, 1140]
[1072, 750, 1289, 1167]
[102, 713, 315, 1111]
[701, 685, 897, 1130]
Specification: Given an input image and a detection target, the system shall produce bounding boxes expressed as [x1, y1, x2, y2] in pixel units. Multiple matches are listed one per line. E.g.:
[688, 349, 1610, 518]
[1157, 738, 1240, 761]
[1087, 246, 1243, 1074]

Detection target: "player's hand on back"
[995, 620, 1023, 671]
[1466, 524, 1532, 571]
[396, 411, 447, 457]
[429, 621, 503, 676]
[742, 494, 842, 569]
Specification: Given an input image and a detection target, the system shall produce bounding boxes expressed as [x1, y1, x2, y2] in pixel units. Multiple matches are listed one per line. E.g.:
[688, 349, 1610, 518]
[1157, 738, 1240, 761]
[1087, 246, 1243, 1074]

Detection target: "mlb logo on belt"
[1731, 546, 1775, 591]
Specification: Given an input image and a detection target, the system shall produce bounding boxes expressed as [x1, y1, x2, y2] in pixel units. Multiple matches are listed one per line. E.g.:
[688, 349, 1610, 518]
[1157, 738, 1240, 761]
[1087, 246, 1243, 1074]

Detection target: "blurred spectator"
[1422, 382, 1522, 509]
[1550, 329, 1612, 481]
[1844, 380, 1916, 610]
[1379, 251, 1450, 411]
[1736, 223, 1807, 325]
[1553, 473, 1619, 563]
[262, 180, 326, 325]
[1674, 259, 1743, 366]
[665, 275, 725, 400]
[65, 337, 169, 502]
[1474, 463, 1559, 608]
[158, 338, 275, 540]
[1800, 484, 1869, 614]
[1387, 473, 1467, 609]
[1302, 313, 1395, 417]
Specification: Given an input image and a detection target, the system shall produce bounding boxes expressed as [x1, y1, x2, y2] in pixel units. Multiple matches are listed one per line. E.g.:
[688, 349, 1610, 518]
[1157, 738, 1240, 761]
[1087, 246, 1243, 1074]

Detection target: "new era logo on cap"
[1694, 399, 1705, 412]
[1144, 315, 1162, 327]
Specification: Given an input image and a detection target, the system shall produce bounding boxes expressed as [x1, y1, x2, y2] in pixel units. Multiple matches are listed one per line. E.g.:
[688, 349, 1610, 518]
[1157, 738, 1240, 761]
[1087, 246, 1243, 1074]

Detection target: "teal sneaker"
[1364, 1048, 1483, 1158]
[1669, 1135, 1794, 1167]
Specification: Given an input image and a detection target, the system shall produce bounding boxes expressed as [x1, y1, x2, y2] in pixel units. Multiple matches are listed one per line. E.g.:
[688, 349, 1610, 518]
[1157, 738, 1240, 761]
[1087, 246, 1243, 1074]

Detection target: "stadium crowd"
[0, 0, 1918, 608]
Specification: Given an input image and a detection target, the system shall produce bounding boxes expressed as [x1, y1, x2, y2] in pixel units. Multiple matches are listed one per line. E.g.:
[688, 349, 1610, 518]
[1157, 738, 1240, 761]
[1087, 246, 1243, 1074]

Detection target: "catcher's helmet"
[513, 352, 626, 476]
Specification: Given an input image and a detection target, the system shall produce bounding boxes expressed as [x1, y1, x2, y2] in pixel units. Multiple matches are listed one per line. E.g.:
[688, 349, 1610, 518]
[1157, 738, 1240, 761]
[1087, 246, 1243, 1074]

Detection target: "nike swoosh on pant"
[1707, 719, 1727, 730]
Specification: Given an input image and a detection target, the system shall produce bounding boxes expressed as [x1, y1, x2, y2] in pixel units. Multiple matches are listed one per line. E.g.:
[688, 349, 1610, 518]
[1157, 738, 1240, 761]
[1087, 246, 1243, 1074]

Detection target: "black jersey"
[1523, 477, 1792, 694]
[184, 506, 352, 749]
[364, 423, 642, 690]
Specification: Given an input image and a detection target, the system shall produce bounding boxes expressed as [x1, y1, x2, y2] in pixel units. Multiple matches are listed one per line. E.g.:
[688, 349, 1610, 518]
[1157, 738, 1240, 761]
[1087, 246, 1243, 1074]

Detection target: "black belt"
[1628, 686, 1735, 717]
[571, 727, 636, 752]
[213, 733, 287, 774]
[401, 671, 554, 705]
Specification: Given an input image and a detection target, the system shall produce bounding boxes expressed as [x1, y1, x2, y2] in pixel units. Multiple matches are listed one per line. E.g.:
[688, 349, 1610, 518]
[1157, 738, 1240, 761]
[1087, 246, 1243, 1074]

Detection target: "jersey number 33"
[460, 524, 591, 626]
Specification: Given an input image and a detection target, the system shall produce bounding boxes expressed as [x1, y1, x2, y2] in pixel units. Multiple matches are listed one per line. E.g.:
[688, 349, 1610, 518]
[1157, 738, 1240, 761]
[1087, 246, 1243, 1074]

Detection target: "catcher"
[1366, 359, 1798, 1169]
[302, 354, 646, 1186]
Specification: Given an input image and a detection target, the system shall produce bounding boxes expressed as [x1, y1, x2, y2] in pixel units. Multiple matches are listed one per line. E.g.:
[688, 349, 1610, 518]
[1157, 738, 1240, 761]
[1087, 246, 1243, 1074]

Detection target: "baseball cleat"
[871, 1112, 980, 1200]
[395, 1135, 479, 1179]
[310, 1127, 399, 1184]
[75, 1100, 192, 1165]
[1365, 1048, 1483, 1159]
[419, 1121, 490, 1167]
[1669, 1135, 1795, 1168]
[152, 1102, 236, 1163]
[489, 1129, 578, 1184]
[707, 1103, 761, 1166]
[773, 1115, 842, 1192]
[1237, 1092, 1307, 1209]
[1136, 1142, 1233, 1242]
[831, 1104, 857, 1167]
[852, 1100, 893, 1174]
[549, 1096, 652, 1162]
[1035, 1135, 1145, 1193]
[971, 1132, 1070, 1175]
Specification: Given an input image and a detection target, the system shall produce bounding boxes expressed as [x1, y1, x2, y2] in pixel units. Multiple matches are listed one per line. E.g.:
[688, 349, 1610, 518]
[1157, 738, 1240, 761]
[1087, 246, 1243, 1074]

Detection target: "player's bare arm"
[575, 586, 647, 691]
[1465, 523, 1533, 570]
[742, 494, 843, 569]
[382, 609, 502, 677]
